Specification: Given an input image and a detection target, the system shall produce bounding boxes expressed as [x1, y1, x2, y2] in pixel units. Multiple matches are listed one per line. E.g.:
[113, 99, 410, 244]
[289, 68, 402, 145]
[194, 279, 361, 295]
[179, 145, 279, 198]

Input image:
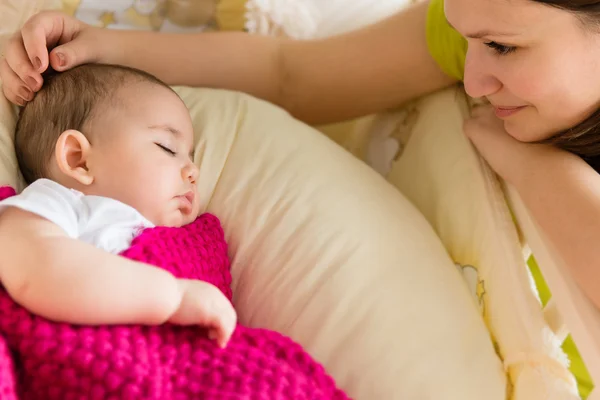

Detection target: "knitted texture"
[0, 187, 349, 400]
[0, 187, 17, 400]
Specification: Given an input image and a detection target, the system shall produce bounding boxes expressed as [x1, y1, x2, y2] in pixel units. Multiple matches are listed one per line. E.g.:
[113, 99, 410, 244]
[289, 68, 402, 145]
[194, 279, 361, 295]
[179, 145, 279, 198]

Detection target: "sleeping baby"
[0, 64, 349, 399]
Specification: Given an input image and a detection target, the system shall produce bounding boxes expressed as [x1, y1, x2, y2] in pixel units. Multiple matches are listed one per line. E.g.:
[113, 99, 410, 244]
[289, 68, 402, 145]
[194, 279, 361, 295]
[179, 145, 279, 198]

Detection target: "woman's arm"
[3, 2, 455, 125]
[106, 1, 455, 124]
[466, 106, 600, 308]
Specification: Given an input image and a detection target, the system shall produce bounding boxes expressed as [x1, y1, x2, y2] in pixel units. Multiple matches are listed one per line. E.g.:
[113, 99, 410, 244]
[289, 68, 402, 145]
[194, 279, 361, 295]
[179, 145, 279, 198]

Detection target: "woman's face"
[445, 0, 600, 142]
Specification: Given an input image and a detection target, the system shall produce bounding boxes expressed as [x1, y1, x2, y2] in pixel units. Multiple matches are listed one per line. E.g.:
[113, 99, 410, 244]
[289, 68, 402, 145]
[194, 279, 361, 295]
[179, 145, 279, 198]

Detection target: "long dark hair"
[532, 0, 600, 169]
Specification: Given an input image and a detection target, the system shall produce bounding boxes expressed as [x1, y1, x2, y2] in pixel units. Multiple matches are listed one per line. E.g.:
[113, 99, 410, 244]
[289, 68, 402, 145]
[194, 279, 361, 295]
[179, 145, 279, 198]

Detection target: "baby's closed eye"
[155, 143, 176, 156]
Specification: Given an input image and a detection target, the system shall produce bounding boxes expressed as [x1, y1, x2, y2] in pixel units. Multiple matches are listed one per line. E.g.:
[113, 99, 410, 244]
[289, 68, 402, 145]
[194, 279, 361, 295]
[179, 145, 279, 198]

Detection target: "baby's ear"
[54, 130, 94, 185]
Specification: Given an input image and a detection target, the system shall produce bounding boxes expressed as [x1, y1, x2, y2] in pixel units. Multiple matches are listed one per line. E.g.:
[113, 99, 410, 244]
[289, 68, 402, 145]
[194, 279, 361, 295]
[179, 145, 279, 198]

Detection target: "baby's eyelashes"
[155, 143, 176, 156]
[155, 142, 196, 164]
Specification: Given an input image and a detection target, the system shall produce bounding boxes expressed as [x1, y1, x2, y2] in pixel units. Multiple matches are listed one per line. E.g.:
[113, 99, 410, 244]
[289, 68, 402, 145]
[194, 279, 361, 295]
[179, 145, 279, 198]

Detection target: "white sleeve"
[0, 179, 80, 238]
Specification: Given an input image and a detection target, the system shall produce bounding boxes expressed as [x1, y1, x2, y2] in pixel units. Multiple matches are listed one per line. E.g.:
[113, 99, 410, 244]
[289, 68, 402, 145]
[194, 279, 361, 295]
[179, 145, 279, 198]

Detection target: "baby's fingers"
[208, 328, 229, 349]
[210, 306, 237, 348]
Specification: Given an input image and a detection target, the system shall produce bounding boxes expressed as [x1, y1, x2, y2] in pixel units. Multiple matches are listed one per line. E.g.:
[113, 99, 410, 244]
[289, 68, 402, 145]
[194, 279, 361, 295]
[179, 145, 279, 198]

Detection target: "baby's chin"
[154, 210, 198, 227]
[179, 211, 199, 227]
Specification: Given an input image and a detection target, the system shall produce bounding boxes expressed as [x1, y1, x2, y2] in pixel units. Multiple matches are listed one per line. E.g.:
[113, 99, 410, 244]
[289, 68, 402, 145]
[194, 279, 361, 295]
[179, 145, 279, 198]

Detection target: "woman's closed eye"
[156, 143, 176, 156]
[484, 41, 516, 56]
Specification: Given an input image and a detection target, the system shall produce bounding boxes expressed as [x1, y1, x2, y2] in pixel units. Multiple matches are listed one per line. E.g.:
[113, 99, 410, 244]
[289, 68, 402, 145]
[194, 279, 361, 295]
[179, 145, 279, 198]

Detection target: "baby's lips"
[175, 191, 194, 213]
[184, 191, 195, 205]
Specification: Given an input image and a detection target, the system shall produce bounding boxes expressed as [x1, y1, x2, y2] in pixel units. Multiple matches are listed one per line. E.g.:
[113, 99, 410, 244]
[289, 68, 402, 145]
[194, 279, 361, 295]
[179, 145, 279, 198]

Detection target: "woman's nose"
[463, 48, 502, 99]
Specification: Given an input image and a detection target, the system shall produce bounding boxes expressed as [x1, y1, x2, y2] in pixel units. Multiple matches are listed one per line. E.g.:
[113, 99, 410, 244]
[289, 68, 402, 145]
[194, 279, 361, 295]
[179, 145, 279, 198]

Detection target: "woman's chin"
[504, 119, 552, 143]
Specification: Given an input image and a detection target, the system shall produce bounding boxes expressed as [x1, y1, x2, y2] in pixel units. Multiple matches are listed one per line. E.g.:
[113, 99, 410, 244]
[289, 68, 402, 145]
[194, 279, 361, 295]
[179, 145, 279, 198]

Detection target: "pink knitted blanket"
[0, 187, 349, 400]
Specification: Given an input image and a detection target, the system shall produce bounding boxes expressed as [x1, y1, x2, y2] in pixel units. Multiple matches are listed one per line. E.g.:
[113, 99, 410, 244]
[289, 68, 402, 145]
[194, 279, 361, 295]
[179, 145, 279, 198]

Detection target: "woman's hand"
[1, 11, 105, 105]
[463, 105, 537, 185]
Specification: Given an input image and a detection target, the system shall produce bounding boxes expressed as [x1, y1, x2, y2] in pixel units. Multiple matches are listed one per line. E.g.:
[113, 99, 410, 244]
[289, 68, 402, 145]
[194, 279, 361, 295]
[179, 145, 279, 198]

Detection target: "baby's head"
[15, 64, 199, 227]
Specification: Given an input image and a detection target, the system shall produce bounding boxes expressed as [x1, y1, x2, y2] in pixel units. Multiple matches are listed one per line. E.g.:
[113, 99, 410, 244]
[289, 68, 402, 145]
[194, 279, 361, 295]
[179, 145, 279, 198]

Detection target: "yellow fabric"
[215, 0, 247, 31]
[426, 0, 467, 81]
[60, 0, 80, 16]
[60, 0, 214, 31]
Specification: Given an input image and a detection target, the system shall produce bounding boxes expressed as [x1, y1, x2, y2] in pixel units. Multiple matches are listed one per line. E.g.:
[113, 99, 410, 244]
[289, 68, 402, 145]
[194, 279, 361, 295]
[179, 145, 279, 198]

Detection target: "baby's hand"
[168, 279, 237, 348]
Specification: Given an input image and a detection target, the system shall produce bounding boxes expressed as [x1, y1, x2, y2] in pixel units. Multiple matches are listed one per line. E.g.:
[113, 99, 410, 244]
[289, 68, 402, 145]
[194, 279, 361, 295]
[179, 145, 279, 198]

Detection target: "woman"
[2, 1, 600, 311]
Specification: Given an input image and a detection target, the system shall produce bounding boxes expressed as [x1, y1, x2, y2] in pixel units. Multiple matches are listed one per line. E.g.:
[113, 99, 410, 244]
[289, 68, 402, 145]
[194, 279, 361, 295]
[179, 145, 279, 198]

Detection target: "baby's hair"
[15, 63, 174, 184]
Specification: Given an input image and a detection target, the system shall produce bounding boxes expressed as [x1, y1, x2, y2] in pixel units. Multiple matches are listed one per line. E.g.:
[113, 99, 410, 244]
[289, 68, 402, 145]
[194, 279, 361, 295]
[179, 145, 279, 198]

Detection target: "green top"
[426, 0, 467, 81]
[425, 1, 592, 396]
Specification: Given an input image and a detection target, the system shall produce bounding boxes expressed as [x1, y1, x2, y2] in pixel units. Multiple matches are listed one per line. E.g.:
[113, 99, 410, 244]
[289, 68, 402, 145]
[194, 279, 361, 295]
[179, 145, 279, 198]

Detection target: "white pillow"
[244, 0, 411, 39]
[175, 86, 507, 399]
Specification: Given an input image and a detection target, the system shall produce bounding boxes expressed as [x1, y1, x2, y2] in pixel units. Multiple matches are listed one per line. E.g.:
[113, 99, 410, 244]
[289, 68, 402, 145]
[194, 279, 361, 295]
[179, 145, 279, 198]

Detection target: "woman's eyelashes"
[484, 41, 516, 56]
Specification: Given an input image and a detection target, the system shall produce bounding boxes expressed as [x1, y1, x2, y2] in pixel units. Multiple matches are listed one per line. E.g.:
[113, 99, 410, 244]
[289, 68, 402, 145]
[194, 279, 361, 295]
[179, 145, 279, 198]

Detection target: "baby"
[0, 63, 236, 348]
[0, 64, 349, 399]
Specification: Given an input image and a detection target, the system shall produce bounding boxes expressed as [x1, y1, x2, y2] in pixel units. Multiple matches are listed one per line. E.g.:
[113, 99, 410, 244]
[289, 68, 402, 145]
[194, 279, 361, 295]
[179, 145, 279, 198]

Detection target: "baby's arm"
[0, 208, 236, 345]
[0, 207, 182, 324]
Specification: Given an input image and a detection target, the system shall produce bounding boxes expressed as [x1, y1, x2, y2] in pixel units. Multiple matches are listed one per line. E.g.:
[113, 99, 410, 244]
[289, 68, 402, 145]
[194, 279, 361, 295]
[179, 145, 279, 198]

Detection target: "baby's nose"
[182, 163, 198, 184]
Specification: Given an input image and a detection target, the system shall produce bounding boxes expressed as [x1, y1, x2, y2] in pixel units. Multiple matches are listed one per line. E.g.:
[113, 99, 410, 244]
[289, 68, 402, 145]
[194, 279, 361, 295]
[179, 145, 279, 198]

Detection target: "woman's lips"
[493, 105, 526, 118]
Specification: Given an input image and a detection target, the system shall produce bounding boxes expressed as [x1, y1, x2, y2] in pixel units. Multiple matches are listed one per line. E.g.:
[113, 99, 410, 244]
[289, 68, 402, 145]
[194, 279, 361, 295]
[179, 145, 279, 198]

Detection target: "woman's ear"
[54, 130, 94, 186]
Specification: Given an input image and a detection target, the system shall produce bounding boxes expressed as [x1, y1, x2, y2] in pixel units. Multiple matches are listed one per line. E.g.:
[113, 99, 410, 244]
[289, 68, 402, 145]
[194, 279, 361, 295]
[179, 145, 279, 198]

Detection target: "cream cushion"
[174, 86, 507, 399]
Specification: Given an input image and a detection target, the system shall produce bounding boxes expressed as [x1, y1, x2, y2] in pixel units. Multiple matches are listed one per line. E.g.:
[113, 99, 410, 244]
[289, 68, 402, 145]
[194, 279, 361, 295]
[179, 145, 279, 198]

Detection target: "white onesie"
[0, 179, 154, 254]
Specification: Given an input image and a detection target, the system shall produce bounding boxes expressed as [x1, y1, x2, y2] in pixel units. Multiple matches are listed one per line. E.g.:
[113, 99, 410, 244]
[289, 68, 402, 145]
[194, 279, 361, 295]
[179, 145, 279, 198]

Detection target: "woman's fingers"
[4, 34, 42, 93]
[20, 11, 80, 73]
[0, 58, 32, 105]
[0, 11, 91, 106]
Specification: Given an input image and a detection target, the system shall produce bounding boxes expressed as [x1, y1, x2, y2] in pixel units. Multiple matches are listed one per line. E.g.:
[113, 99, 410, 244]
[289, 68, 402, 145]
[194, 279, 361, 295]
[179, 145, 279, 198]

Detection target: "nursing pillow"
[172, 86, 507, 399]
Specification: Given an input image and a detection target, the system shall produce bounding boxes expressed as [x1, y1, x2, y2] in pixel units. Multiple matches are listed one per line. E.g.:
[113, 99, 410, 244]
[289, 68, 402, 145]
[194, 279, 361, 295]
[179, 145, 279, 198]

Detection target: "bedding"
[61, 0, 214, 31]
